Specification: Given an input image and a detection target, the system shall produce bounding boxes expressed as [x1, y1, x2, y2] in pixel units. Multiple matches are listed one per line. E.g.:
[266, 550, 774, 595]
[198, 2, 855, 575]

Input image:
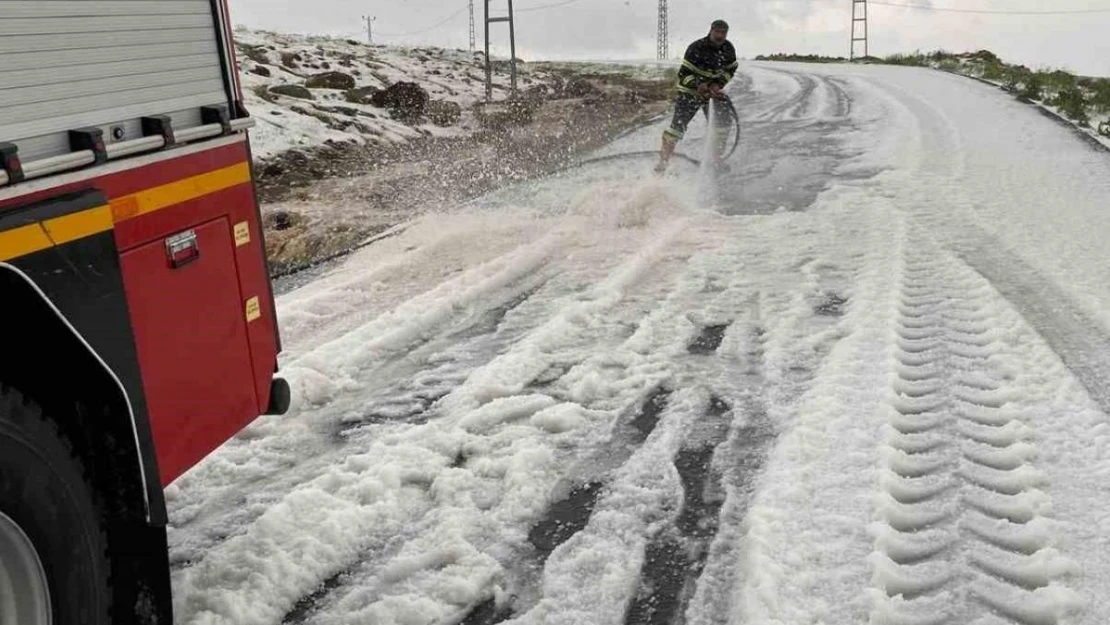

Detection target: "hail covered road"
[168, 62, 1110, 625]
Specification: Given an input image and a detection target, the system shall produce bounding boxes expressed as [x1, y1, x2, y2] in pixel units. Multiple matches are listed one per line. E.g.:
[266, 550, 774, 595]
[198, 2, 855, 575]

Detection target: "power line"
[371, 0, 550, 41]
[869, 1, 1110, 15]
[517, 0, 588, 13]
[375, 6, 470, 38]
[366, 0, 579, 48]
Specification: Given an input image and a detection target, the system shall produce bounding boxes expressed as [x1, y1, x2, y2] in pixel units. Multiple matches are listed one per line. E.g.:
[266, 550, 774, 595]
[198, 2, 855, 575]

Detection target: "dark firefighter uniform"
[656, 21, 738, 173]
[665, 37, 738, 143]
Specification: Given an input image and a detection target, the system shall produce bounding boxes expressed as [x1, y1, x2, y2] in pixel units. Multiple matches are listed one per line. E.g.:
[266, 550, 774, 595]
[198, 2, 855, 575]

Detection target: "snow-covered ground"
[234, 30, 561, 160]
[168, 61, 1110, 625]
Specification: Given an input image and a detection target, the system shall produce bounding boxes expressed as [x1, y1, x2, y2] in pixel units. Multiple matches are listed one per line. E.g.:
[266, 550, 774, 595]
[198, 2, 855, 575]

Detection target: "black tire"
[0, 386, 112, 624]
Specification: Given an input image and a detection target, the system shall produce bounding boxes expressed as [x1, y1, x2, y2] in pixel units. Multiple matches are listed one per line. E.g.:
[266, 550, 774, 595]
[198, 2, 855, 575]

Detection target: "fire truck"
[0, 2, 287, 623]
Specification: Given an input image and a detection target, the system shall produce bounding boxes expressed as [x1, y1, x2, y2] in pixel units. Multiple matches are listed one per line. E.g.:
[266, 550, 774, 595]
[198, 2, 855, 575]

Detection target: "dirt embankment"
[257, 72, 671, 276]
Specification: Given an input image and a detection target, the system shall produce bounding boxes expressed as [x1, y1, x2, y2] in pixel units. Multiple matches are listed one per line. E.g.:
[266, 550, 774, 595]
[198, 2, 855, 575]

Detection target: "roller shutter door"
[0, 1, 233, 162]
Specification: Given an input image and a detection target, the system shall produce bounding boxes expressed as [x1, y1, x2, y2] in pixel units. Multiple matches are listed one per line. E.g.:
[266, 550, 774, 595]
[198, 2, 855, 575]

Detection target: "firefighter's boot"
[655, 134, 678, 174]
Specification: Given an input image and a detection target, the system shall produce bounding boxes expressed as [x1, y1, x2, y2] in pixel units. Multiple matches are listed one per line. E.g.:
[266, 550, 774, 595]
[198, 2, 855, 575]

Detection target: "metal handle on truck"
[0, 118, 256, 188]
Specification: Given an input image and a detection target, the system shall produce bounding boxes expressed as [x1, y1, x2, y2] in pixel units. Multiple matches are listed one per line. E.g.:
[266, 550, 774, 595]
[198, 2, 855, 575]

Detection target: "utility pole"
[657, 0, 669, 61]
[484, 0, 518, 100]
[469, 0, 477, 53]
[363, 15, 376, 45]
[850, 0, 868, 61]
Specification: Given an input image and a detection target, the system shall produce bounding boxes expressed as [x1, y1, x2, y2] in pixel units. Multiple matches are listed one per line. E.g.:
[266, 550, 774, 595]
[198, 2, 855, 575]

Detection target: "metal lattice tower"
[657, 0, 669, 60]
[362, 15, 375, 44]
[469, 0, 476, 53]
[850, 0, 868, 61]
[484, 0, 518, 99]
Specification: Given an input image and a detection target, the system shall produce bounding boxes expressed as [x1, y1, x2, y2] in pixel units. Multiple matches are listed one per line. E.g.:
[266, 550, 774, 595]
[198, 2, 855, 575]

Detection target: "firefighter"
[656, 19, 738, 174]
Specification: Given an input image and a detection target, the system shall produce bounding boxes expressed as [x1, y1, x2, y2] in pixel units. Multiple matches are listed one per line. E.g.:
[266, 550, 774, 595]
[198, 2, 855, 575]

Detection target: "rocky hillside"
[228, 29, 676, 277]
[233, 29, 566, 160]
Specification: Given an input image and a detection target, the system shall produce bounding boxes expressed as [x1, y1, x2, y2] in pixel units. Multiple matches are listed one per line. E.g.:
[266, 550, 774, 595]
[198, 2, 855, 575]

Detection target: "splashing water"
[695, 100, 724, 209]
[567, 177, 692, 229]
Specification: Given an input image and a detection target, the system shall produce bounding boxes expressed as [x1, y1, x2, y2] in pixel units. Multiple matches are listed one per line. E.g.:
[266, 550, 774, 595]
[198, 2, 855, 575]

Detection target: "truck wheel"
[0, 387, 112, 625]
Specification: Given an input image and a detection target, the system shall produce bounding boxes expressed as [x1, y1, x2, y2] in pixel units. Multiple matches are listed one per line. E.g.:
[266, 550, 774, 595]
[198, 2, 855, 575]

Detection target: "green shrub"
[970, 50, 1000, 64]
[1041, 69, 1077, 97]
[1090, 79, 1110, 113]
[937, 59, 961, 73]
[1006, 68, 1044, 100]
[1050, 87, 1091, 125]
[1020, 76, 1044, 101]
[885, 53, 928, 67]
[980, 61, 1006, 81]
[927, 50, 956, 63]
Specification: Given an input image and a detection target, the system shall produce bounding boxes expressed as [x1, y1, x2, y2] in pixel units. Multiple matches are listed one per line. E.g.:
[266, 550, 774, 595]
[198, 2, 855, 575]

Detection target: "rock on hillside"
[232, 28, 564, 160]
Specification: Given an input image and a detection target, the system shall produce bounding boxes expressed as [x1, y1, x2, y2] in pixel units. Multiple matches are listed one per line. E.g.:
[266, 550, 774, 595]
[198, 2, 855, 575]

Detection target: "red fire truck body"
[0, 2, 286, 623]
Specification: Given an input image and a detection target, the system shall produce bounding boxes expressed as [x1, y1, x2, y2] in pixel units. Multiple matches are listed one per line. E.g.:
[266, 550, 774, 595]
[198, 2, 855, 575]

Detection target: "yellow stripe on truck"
[0, 223, 55, 262]
[0, 205, 113, 262]
[110, 162, 252, 222]
[1, 162, 250, 262]
[42, 205, 113, 245]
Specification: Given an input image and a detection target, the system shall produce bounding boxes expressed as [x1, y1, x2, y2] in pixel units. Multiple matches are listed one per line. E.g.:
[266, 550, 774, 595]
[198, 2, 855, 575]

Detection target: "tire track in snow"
[752, 70, 817, 122]
[284, 230, 565, 406]
[826, 76, 853, 118]
[448, 387, 679, 625]
[286, 387, 683, 625]
[276, 282, 567, 625]
[871, 248, 1083, 625]
[335, 209, 708, 438]
[502, 389, 709, 625]
[542, 223, 856, 625]
[938, 217, 1110, 416]
[167, 261, 556, 567]
[333, 276, 552, 437]
[749, 69, 850, 123]
[169, 213, 698, 571]
[527, 387, 674, 563]
[759, 244, 859, 426]
[682, 323, 775, 625]
[622, 296, 769, 625]
[623, 395, 733, 625]
[687, 324, 730, 355]
[449, 233, 778, 625]
[176, 218, 703, 625]
[682, 248, 859, 625]
[727, 206, 917, 624]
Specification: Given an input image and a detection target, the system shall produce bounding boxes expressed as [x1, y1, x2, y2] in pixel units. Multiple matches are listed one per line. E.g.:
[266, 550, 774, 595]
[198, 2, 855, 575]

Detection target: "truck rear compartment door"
[119, 216, 258, 484]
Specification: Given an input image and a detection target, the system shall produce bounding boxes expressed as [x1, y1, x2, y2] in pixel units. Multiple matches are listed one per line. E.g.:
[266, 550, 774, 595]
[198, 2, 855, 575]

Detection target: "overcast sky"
[229, 0, 1110, 77]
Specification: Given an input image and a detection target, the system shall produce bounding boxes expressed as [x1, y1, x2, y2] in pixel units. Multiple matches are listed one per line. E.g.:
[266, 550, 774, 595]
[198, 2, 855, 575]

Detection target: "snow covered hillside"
[234, 29, 563, 160]
[231, 30, 673, 275]
[168, 61, 1110, 625]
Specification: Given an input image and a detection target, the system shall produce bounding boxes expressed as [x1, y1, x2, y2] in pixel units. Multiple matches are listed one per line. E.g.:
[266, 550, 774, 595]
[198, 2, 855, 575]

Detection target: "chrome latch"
[165, 230, 200, 269]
